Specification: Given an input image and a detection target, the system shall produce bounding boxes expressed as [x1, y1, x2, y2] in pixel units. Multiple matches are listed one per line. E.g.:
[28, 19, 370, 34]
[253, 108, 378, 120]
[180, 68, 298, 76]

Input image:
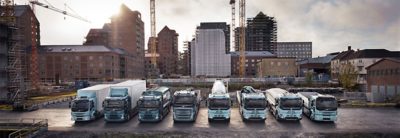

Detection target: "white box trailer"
[104, 80, 146, 122]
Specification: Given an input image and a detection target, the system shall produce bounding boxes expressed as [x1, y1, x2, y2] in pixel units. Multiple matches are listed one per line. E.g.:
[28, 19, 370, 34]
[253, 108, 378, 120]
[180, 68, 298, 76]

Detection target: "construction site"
[1, 0, 399, 137]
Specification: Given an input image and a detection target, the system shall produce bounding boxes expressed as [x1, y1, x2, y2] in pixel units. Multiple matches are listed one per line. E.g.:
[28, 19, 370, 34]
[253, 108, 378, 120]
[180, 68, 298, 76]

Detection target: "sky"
[15, 0, 400, 57]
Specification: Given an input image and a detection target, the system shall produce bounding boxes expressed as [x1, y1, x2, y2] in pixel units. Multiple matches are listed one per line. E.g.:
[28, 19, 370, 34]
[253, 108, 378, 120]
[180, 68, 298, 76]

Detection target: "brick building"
[231, 51, 276, 77]
[38, 45, 137, 82]
[257, 58, 297, 78]
[156, 26, 179, 76]
[366, 58, 400, 102]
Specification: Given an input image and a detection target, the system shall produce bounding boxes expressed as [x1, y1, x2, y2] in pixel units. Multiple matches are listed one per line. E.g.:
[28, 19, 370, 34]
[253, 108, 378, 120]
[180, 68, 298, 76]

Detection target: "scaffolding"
[0, 0, 26, 106]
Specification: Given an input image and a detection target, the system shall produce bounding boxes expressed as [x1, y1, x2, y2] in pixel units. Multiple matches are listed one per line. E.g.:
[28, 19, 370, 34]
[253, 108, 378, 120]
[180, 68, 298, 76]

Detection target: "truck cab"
[237, 86, 267, 121]
[71, 96, 95, 121]
[172, 89, 201, 122]
[138, 87, 171, 122]
[266, 88, 303, 121]
[299, 92, 338, 122]
[103, 88, 131, 122]
[71, 84, 110, 122]
[207, 80, 231, 122]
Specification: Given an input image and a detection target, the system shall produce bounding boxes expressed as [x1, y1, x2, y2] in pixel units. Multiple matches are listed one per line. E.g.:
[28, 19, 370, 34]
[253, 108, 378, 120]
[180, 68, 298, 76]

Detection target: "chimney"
[347, 46, 351, 51]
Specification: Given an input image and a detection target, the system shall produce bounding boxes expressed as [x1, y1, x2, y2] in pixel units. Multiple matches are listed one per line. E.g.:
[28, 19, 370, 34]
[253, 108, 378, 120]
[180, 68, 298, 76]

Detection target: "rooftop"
[231, 51, 276, 57]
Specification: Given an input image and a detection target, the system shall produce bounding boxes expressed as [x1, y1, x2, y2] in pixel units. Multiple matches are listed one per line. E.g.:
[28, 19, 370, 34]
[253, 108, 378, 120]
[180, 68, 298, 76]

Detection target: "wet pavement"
[1, 101, 400, 135]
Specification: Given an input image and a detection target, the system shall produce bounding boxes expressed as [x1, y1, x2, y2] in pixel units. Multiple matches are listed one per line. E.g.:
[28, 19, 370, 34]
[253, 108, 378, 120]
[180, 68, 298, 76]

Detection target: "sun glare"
[71, 0, 123, 27]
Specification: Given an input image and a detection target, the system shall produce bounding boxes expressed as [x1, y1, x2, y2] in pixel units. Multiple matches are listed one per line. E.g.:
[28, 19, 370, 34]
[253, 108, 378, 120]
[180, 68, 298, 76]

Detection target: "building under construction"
[235, 12, 277, 53]
[0, 5, 40, 102]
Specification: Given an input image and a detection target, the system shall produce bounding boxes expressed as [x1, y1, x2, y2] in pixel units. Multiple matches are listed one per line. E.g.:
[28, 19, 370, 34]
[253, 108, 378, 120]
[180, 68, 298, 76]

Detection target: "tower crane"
[29, 1, 90, 22]
[28, 0, 89, 92]
[238, 0, 246, 77]
[230, 0, 235, 54]
[150, 0, 157, 69]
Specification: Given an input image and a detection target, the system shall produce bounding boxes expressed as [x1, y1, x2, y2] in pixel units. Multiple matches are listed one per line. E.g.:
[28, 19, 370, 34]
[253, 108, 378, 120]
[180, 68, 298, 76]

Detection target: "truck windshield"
[110, 88, 128, 97]
[280, 98, 302, 110]
[316, 97, 337, 111]
[244, 99, 266, 109]
[208, 98, 230, 110]
[142, 91, 162, 96]
[174, 96, 194, 105]
[71, 100, 89, 112]
[139, 100, 160, 108]
[104, 99, 124, 109]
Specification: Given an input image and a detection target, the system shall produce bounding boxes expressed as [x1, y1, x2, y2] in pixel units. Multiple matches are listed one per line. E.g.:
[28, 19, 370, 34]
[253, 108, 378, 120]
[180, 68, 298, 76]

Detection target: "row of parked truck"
[70, 79, 338, 123]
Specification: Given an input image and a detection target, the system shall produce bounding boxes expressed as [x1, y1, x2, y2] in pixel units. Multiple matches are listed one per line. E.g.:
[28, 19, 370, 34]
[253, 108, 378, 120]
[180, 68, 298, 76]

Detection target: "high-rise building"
[277, 42, 312, 61]
[191, 29, 231, 77]
[83, 24, 110, 46]
[156, 26, 179, 77]
[235, 12, 277, 53]
[198, 22, 231, 53]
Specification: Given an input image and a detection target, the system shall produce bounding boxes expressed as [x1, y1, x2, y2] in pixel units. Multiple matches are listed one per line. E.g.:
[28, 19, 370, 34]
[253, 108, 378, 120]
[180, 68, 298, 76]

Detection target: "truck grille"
[175, 109, 192, 120]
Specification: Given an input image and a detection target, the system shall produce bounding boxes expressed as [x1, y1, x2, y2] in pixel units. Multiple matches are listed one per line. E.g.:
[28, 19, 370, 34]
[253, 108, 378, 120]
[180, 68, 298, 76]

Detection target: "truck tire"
[208, 118, 212, 122]
[227, 118, 230, 122]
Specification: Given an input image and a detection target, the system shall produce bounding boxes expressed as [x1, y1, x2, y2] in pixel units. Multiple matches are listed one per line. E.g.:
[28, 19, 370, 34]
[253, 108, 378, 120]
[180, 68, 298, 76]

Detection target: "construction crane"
[28, 0, 89, 91]
[230, 0, 235, 53]
[150, 0, 157, 69]
[29, 1, 90, 22]
[238, 0, 246, 77]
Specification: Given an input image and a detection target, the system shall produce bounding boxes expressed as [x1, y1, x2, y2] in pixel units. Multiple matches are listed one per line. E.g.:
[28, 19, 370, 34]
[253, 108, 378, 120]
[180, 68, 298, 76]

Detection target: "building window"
[89, 56, 93, 60]
[278, 62, 281, 66]
[270, 62, 274, 66]
[75, 56, 80, 60]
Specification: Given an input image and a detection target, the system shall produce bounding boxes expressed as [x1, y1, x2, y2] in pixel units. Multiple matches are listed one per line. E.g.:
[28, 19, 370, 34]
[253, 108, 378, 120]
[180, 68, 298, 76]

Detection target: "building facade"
[257, 58, 297, 78]
[366, 58, 400, 102]
[198, 22, 230, 53]
[191, 29, 231, 77]
[82, 4, 145, 78]
[38, 45, 137, 82]
[298, 53, 338, 81]
[156, 26, 179, 76]
[277, 42, 312, 61]
[231, 51, 276, 77]
[0, 5, 40, 100]
[235, 12, 277, 53]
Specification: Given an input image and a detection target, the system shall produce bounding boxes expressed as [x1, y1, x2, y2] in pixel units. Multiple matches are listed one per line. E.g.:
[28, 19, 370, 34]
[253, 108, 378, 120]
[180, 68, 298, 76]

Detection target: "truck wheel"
[126, 114, 130, 121]
[227, 118, 230, 122]
[208, 118, 212, 122]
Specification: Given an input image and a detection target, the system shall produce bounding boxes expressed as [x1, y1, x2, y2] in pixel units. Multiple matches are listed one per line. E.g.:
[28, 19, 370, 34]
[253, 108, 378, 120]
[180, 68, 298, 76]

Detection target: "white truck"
[266, 88, 303, 121]
[71, 84, 111, 121]
[207, 80, 232, 122]
[237, 86, 267, 121]
[103, 80, 146, 122]
[298, 92, 338, 122]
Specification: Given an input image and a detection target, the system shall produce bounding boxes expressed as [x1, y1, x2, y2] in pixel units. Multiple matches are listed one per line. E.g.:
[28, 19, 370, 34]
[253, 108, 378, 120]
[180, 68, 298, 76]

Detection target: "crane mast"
[230, 0, 235, 53]
[150, 0, 157, 68]
[238, 0, 246, 77]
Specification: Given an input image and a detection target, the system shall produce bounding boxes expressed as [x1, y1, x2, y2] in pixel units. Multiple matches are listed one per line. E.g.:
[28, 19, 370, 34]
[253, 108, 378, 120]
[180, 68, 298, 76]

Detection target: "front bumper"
[208, 109, 231, 120]
[104, 112, 127, 122]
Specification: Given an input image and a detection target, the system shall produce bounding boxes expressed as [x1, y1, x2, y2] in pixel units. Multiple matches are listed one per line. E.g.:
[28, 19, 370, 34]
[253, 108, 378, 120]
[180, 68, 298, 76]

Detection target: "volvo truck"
[207, 80, 232, 122]
[237, 86, 267, 121]
[172, 89, 201, 122]
[266, 88, 303, 121]
[103, 80, 146, 122]
[298, 92, 338, 122]
[71, 84, 111, 121]
[138, 87, 172, 122]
